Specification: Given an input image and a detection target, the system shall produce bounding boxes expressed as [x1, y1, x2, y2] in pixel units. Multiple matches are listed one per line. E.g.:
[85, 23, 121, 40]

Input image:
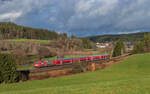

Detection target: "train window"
[79, 56, 87, 59]
[47, 61, 51, 64]
[57, 61, 60, 63]
[35, 62, 39, 64]
[63, 58, 71, 60]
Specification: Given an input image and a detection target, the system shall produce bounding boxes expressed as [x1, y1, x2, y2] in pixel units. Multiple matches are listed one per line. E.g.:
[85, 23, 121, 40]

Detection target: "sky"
[0, 0, 150, 37]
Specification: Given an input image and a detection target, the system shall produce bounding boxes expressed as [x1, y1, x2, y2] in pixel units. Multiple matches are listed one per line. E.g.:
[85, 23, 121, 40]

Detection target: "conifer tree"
[112, 40, 125, 57]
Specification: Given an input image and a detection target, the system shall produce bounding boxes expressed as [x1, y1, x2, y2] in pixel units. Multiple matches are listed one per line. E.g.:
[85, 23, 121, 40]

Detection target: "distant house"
[124, 42, 134, 51]
[96, 42, 112, 48]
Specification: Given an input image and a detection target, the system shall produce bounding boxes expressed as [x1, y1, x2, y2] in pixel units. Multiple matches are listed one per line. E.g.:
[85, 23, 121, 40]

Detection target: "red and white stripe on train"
[34, 54, 110, 68]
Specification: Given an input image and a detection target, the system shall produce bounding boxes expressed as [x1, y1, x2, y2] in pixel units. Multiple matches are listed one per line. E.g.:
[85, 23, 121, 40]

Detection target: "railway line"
[30, 53, 131, 73]
[30, 64, 73, 73]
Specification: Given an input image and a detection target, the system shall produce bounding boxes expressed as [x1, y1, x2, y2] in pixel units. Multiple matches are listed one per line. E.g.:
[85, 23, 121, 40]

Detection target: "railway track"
[29, 53, 131, 73]
[30, 64, 73, 73]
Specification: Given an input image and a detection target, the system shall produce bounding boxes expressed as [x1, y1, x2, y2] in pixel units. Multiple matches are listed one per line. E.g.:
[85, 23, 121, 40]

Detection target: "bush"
[38, 46, 57, 58]
[132, 41, 145, 54]
[0, 53, 18, 84]
[143, 33, 150, 52]
[13, 49, 27, 66]
[132, 32, 150, 54]
[72, 61, 90, 73]
[72, 63, 84, 73]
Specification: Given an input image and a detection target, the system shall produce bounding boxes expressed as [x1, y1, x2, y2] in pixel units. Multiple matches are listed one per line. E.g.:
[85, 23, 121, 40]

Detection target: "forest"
[88, 32, 148, 42]
[0, 22, 63, 40]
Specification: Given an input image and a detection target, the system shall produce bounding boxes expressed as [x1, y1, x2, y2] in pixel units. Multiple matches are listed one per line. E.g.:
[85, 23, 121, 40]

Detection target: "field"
[0, 53, 150, 94]
[7, 39, 52, 44]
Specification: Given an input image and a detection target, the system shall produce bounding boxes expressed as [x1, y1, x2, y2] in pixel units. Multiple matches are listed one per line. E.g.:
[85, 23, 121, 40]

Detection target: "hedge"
[0, 53, 18, 84]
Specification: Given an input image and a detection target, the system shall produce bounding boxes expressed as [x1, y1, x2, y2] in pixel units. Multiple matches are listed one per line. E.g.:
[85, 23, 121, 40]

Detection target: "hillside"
[0, 53, 150, 94]
[88, 32, 149, 42]
[0, 22, 62, 40]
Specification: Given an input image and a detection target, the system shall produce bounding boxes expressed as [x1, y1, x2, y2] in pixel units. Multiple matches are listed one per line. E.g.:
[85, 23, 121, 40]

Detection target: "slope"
[0, 53, 150, 94]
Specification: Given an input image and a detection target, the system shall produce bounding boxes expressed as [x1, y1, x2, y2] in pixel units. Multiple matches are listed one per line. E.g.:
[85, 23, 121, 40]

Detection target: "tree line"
[89, 32, 148, 43]
[0, 22, 64, 40]
[132, 33, 150, 54]
[112, 32, 150, 57]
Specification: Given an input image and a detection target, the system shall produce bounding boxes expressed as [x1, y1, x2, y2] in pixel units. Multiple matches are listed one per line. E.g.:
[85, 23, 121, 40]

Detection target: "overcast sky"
[0, 0, 150, 37]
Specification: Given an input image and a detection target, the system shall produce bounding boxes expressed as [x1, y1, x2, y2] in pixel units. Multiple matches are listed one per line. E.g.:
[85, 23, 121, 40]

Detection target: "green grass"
[17, 65, 33, 70]
[7, 39, 52, 44]
[1, 53, 150, 94]
[44, 56, 58, 60]
[17, 56, 37, 70]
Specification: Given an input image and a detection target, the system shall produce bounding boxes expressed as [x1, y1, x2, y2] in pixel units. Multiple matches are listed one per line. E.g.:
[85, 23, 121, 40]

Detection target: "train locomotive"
[34, 54, 110, 68]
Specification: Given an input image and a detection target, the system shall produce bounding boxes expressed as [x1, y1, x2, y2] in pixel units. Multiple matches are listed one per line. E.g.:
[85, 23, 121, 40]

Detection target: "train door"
[55, 60, 62, 65]
[43, 61, 47, 67]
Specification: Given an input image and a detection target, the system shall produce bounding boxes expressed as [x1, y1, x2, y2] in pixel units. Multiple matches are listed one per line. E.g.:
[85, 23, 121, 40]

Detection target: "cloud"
[0, 12, 22, 21]
[0, 0, 150, 37]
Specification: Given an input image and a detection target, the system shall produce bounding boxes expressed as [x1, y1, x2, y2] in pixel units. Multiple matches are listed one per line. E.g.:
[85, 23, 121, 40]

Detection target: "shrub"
[132, 41, 145, 54]
[38, 46, 57, 58]
[143, 33, 150, 52]
[72, 63, 83, 73]
[72, 61, 90, 73]
[132, 32, 150, 54]
[0, 53, 18, 84]
[12, 49, 27, 66]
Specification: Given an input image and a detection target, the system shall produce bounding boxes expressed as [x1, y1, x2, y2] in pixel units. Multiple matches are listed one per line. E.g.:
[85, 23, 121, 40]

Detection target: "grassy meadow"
[0, 53, 150, 94]
[7, 39, 52, 44]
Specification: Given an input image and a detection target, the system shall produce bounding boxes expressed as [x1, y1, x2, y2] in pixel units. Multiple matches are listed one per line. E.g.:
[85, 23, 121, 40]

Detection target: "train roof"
[92, 55, 100, 56]
[79, 56, 87, 58]
[57, 58, 72, 60]
[92, 54, 109, 56]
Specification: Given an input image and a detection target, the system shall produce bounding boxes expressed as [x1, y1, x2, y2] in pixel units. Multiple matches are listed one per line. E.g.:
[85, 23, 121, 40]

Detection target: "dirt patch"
[96, 56, 128, 70]
[29, 70, 76, 80]
[29, 74, 50, 80]
[48, 70, 76, 77]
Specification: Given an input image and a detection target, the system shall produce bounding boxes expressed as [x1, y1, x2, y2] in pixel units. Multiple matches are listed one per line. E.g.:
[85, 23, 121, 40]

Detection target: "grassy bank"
[0, 53, 150, 94]
[7, 39, 52, 44]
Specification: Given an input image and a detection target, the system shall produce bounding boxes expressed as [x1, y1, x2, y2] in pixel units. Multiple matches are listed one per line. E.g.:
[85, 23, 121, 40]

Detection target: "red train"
[34, 54, 110, 68]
